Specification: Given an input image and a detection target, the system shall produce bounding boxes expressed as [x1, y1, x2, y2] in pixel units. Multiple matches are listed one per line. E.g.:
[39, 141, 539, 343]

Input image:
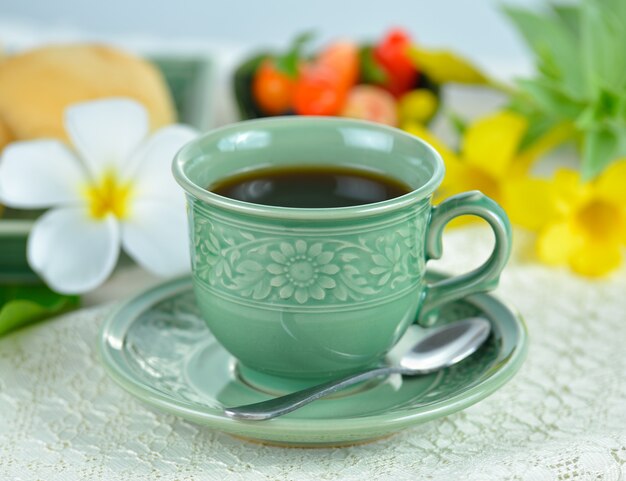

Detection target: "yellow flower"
[403, 111, 567, 228]
[402, 108, 626, 276]
[510, 161, 626, 277]
[403, 111, 563, 210]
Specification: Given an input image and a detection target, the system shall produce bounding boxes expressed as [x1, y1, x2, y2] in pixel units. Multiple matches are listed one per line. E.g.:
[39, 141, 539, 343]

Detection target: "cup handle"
[417, 191, 512, 327]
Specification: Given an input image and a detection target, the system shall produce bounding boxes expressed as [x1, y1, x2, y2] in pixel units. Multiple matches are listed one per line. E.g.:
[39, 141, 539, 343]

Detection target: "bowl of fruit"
[233, 29, 456, 128]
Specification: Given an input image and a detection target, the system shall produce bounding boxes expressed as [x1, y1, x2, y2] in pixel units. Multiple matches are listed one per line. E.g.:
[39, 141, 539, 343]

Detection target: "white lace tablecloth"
[1, 227, 625, 481]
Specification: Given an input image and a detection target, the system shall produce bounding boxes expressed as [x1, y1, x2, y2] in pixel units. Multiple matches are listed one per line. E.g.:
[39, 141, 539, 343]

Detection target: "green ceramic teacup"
[174, 117, 511, 383]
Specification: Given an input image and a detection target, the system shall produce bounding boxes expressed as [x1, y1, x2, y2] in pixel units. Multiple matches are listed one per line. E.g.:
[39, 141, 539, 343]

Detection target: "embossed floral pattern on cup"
[267, 240, 340, 303]
[189, 207, 425, 307]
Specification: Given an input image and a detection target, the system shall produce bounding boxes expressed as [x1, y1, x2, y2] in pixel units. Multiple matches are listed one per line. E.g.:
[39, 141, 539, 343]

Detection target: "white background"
[1, 0, 545, 78]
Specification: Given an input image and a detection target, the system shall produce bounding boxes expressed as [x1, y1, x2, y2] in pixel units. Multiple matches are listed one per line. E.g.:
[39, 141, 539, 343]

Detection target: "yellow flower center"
[84, 171, 133, 219]
[575, 199, 623, 241]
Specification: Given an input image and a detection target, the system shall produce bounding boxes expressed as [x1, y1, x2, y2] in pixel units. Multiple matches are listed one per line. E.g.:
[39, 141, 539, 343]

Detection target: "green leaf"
[507, 94, 546, 150]
[596, 87, 623, 119]
[576, 87, 622, 130]
[581, 0, 626, 94]
[581, 127, 621, 180]
[553, 4, 581, 36]
[521, 114, 561, 153]
[505, 0, 626, 178]
[274, 31, 315, 78]
[503, 5, 585, 98]
[517, 78, 585, 120]
[359, 45, 388, 85]
[0, 285, 79, 336]
[446, 110, 468, 137]
[619, 94, 626, 121]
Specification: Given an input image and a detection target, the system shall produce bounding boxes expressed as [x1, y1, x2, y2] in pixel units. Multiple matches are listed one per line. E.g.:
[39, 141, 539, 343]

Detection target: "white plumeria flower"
[0, 98, 198, 294]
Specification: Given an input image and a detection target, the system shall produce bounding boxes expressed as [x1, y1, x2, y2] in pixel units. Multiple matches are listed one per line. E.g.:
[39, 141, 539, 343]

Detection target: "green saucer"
[99, 273, 527, 447]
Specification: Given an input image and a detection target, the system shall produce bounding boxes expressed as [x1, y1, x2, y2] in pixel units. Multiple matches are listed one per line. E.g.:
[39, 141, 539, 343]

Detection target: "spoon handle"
[225, 366, 400, 421]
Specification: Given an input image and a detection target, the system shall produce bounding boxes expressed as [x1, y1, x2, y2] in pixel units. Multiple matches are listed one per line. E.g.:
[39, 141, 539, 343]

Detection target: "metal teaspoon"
[225, 317, 491, 421]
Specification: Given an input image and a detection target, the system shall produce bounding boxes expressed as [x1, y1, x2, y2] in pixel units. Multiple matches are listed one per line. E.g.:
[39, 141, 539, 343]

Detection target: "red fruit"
[293, 41, 359, 116]
[373, 28, 418, 97]
[317, 41, 359, 91]
[293, 68, 347, 116]
[252, 59, 296, 115]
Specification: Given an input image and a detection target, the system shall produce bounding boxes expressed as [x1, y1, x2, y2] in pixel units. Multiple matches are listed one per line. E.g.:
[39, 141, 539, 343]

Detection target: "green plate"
[99, 272, 527, 447]
[0, 54, 214, 283]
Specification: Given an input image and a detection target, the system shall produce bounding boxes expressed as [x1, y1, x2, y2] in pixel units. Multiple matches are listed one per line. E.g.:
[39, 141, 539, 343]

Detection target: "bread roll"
[0, 44, 175, 146]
